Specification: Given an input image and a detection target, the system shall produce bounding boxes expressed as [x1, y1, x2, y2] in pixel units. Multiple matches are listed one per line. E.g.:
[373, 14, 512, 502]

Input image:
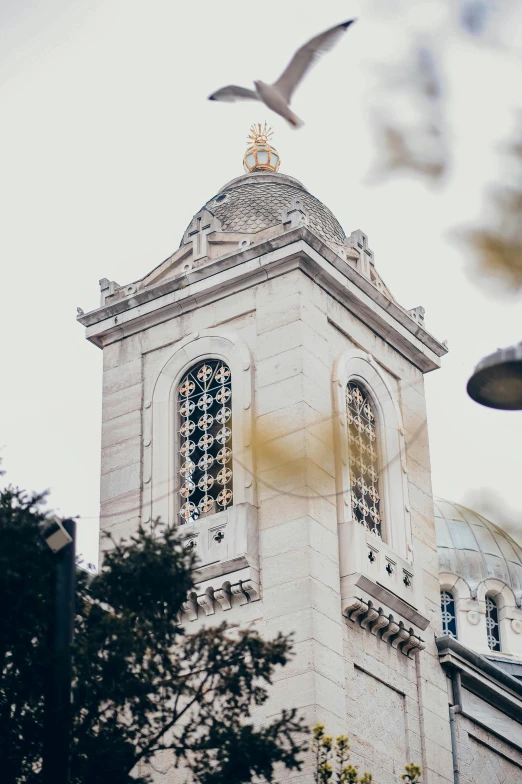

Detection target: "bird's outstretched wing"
[274, 19, 356, 103]
[208, 85, 260, 102]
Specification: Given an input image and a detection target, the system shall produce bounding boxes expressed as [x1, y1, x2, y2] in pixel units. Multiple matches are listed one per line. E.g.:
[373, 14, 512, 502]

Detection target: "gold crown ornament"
[243, 122, 280, 173]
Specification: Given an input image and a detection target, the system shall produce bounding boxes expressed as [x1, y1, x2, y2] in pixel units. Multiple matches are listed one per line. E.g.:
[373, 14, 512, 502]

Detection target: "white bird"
[208, 19, 356, 129]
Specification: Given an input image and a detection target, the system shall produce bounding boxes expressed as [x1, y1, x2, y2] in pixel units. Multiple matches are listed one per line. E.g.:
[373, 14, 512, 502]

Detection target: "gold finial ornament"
[243, 122, 280, 173]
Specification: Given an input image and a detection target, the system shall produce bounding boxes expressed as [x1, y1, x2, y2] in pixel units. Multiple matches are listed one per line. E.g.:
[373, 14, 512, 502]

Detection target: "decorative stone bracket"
[343, 596, 426, 656]
[179, 569, 260, 623]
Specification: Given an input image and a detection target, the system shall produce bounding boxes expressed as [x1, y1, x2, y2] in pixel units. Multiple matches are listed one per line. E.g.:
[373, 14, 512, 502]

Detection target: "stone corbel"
[182, 594, 199, 622]
[180, 575, 260, 623]
[381, 621, 400, 643]
[370, 612, 391, 636]
[214, 585, 232, 611]
[230, 583, 249, 607]
[342, 596, 425, 655]
[241, 580, 260, 602]
[343, 597, 368, 622]
[391, 625, 411, 650]
[403, 636, 426, 655]
[197, 589, 215, 617]
[360, 604, 380, 630]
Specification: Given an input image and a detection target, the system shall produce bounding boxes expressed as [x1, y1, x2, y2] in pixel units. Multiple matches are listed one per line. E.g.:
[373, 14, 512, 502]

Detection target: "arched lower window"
[346, 381, 382, 539]
[440, 591, 457, 639]
[486, 595, 501, 651]
[177, 359, 233, 524]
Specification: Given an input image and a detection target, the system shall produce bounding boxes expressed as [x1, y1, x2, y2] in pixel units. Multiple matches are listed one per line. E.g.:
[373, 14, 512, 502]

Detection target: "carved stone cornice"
[179, 566, 260, 623]
[343, 596, 426, 656]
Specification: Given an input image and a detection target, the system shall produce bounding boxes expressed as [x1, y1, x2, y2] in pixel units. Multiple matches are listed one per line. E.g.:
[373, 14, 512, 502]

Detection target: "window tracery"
[486, 594, 501, 651]
[346, 382, 382, 539]
[177, 359, 233, 524]
[440, 591, 457, 639]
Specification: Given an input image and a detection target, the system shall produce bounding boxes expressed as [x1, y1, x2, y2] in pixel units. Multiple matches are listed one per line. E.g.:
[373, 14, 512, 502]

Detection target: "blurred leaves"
[464, 130, 522, 291]
[366, 0, 522, 291]
[312, 723, 422, 784]
[371, 45, 447, 182]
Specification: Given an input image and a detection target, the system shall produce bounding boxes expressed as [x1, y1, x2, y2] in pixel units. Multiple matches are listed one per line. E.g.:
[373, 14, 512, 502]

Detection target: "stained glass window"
[486, 595, 501, 651]
[177, 359, 233, 524]
[440, 591, 457, 639]
[346, 382, 382, 539]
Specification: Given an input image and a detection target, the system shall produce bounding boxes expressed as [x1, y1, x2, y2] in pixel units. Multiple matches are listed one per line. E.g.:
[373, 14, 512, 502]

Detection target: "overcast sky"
[1, 0, 521, 565]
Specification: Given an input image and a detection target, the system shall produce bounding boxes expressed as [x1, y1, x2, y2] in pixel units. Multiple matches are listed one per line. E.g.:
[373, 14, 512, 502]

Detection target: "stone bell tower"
[78, 125, 453, 783]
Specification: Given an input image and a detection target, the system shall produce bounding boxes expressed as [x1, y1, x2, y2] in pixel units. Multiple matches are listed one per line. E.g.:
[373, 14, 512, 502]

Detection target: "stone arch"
[333, 349, 411, 558]
[439, 573, 472, 602]
[477, 578, 516, 611]
[142, 330, 254, 529]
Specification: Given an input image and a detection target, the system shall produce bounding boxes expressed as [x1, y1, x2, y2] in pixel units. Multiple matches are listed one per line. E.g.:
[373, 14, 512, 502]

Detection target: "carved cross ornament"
[183, 208, 222, 260]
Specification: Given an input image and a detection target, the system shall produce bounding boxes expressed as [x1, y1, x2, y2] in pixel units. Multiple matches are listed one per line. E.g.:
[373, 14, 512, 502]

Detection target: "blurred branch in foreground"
[370, 45, 447, 182]
[365, 0, 522, 290]
[464, 131, 522, 291]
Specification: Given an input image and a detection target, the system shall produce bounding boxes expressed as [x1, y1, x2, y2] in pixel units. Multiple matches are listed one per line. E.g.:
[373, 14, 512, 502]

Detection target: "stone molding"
[78, 227, 447, 371]
[437, 635, 522, 715]
[343, 596, 426, 655]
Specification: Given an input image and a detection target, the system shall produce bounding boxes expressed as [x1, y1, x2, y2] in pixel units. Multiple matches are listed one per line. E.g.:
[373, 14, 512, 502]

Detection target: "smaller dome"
[434, 498, 522, 596]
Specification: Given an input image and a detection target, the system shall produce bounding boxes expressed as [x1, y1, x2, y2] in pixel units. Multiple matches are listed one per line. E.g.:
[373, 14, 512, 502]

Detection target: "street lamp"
[467, 341, 522, 410]
[41, 517, 76, 784]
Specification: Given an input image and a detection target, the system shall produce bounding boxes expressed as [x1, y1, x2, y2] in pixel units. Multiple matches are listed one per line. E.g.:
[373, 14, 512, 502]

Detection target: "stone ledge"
[343, 595, 426, 656]
[180, 565, 260, 622]
[356, 574, 430, 630]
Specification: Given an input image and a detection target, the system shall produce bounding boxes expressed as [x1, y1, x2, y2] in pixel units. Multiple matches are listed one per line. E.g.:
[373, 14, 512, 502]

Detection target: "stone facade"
[80, 162, 522, 783]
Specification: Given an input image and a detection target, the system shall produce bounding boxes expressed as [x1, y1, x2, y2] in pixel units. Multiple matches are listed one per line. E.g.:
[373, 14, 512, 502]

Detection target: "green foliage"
[312, 724, 422, 784]
[0, 483, 307, 784]
[0, 486, 55, 783]
[402, 762, 422, 783]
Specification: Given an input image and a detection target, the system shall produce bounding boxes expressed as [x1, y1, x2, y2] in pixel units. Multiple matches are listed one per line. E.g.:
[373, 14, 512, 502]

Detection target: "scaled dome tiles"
[182, 172, 346, 246]
[434, 498, 522, 596]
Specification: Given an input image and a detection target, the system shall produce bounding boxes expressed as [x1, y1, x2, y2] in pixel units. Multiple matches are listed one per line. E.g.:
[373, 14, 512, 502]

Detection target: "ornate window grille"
[177, 359, 233, 524]
[346, 382, 382, 539]
[485, 595, 501, 652]
[440, 591, 457, 639]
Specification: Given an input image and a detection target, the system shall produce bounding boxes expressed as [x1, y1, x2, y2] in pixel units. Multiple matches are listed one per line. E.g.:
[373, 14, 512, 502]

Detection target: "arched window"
[346, 381, 382, 539]
[486, 595, 501, 651]
[440, 591, 457, 639]
[177, 359, 233, 524]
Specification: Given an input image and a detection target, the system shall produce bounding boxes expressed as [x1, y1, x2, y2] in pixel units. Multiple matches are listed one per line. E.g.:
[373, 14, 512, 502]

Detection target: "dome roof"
[182, 171, 346, 246]
[434, 498, 522, 596]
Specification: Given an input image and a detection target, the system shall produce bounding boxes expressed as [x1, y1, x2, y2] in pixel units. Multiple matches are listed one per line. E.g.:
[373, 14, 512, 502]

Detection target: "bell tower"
[78, 129, 453, 783]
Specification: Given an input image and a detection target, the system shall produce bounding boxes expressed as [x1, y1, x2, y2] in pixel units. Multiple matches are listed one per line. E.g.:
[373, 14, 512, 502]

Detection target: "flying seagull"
[208, 19, 356, 129]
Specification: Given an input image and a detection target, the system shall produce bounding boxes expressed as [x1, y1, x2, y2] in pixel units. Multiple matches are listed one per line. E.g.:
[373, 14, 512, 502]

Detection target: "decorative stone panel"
[350, 667, 410, 775]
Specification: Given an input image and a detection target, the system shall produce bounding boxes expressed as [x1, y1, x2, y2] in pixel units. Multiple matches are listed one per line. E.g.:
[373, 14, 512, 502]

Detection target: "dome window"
[486, 595, 501, 652]
[346, 382, 382, 539]
[177, 359, 233, 525]
[215, 193, 227, 203]
[440, 591, 457, 639]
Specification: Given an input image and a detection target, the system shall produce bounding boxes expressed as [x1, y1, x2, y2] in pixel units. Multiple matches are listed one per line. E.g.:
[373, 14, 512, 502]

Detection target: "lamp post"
[467, 341, 522, 410]
[41, 518, 76, 784]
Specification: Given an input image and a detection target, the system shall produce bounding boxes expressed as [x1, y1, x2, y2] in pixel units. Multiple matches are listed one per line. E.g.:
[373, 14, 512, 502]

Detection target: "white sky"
[1, 0, 521, 566]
